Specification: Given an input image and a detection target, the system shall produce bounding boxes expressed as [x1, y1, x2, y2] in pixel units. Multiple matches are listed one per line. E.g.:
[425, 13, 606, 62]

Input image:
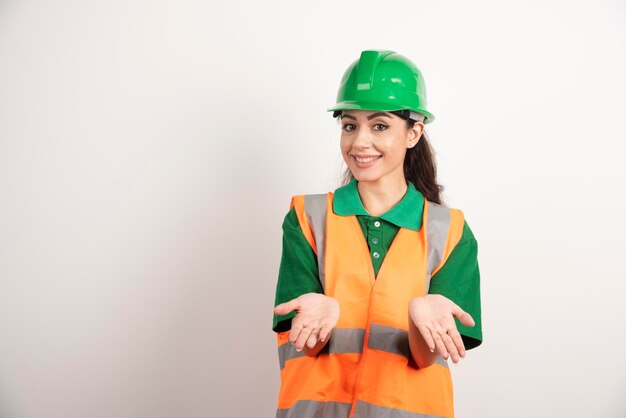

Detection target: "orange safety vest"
[275, 191, 465, 418]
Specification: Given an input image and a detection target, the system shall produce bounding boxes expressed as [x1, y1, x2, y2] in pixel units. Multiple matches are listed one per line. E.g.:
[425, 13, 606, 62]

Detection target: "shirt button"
[374, 221, 381, 227]
[373, 252, 380, 259]
[372, 238, 379, 244]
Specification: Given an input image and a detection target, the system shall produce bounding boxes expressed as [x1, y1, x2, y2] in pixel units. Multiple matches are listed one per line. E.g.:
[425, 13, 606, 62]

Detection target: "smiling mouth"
[353, 155, 382, 163]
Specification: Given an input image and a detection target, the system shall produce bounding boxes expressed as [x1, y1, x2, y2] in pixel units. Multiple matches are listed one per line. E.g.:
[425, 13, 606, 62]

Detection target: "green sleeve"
[272, 206, 324, 333]
[428, 219, 483, 350]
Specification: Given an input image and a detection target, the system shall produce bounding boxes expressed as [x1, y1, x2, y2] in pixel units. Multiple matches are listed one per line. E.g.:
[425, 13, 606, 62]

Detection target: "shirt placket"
[367, 219, 384, 278]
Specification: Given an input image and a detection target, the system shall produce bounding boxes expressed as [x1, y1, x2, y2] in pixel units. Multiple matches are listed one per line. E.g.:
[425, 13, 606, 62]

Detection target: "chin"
[352, 171, 382, 183]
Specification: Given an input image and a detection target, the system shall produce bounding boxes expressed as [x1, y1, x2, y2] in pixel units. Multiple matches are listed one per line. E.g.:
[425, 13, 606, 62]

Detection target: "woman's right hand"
[273, 293, 340, 352]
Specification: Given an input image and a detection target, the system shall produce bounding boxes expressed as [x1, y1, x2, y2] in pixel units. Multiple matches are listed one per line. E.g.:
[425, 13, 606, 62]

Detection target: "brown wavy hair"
[336, 110, 446, 205]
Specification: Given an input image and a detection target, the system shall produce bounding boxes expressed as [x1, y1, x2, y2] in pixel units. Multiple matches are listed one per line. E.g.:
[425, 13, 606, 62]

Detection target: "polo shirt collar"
[333, 177, 424, 231]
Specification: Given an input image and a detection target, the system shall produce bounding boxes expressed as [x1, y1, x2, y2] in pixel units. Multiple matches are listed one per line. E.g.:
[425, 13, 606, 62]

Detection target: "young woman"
[272, 49, 482, 418]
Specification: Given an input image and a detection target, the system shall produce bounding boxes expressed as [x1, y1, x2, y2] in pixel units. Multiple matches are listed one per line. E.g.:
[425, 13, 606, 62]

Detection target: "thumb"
[452, 304, 475, 327]
[273, 298, 300, 316]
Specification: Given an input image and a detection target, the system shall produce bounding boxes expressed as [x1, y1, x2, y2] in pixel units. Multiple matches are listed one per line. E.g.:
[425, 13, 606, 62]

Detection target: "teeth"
[355, 156, 380, 163]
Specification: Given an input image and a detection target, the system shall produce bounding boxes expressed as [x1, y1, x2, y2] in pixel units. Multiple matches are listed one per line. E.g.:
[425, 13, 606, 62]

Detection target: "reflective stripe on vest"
[278, 325, 448, 370]
[276, 400, 352, 418]
[276, 192, 465, 418]
[304, 193, 328, 290]
[424, 202, 450, 293]
[277, 399, 445, 418]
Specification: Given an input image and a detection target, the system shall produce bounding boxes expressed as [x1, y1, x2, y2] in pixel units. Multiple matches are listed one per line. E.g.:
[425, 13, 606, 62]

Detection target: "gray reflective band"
[368, 324, 448, 368]
[278, 340, 306, 370]
[368, 323, 410, 358]
[354, 400, 445, 418]
[304, 194, 328, 291]
[329, 327, 365, 354]
[276, 399, 445, 418]
[434, 356, 448, 367]
[425, 201, 451, 293]
[276, 400, 352, 418]
[279, 328, 365, 369]
[279, 326, 447, 370]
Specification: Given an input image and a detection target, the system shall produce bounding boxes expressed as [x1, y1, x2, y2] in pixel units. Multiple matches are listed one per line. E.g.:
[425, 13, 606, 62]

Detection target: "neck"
[356, 175, 408, 217]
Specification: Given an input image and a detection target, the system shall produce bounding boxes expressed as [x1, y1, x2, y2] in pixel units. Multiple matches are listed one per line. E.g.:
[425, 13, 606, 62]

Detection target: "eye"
[342, 123, 356, 132]
[373, 123, 388, 131]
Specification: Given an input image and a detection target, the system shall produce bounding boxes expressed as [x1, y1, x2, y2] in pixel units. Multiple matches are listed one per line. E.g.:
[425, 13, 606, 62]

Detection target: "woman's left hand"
[408, 294, 475, 363]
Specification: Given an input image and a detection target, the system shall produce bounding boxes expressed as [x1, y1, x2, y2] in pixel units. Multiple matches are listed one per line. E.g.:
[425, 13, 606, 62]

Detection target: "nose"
[352, 125, 373, 149]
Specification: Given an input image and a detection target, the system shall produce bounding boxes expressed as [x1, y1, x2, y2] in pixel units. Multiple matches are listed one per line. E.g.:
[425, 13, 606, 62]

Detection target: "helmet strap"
[390, 110, 426, 123]
[408, 111, 426, 122]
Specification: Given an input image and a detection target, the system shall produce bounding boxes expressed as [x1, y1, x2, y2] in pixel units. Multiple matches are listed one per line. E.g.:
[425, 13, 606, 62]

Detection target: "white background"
[1, 0, 625, 417]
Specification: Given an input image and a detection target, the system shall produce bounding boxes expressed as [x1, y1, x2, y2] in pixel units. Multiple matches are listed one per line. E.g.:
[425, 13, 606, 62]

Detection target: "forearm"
[408, 311, 439, 369]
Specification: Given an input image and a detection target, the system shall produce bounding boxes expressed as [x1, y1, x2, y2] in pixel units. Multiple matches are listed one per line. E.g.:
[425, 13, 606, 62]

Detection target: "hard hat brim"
[327, 100, 435, 124]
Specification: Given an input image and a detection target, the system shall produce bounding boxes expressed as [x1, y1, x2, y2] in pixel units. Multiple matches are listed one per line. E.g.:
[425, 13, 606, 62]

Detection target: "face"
[339, 110, 424, 184]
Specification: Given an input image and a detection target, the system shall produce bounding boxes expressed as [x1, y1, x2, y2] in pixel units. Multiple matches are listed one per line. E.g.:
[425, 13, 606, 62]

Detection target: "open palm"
[274, 293, 340, 351]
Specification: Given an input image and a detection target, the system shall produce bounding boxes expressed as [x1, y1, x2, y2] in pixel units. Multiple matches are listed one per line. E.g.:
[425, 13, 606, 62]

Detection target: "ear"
[407, 121, 425, 148]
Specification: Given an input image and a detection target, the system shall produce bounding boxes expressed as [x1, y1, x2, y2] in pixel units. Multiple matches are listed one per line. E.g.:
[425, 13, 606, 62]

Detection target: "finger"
[447, 327, 466, 359]
[295, 325, 314, 352]
[306, 329, 320, 349]
[431, 327, 449, 359]
[416, 324, 436, 352]
[452, 305, 475, 327]
[441, 330, 460, 363]
[273, 298, 300, 316]
[289, 318, 305, 345]
[319, 324, 333, 342]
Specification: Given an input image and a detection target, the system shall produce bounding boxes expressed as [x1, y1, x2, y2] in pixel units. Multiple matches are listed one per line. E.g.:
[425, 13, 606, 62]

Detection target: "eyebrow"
[341, 112, 392, 121]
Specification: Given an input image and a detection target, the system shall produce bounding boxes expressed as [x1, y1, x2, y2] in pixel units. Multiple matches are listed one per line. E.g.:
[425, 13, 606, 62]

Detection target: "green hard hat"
[328, 50, 435, 124]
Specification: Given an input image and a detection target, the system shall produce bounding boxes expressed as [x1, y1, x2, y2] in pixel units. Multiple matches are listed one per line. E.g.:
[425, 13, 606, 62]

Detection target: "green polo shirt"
[272, 178, 483, 350]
